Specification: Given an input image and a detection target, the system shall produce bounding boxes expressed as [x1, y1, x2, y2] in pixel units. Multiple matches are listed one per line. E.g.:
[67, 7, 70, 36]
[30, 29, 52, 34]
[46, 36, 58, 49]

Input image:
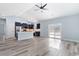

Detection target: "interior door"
[0, 23, 5, 40]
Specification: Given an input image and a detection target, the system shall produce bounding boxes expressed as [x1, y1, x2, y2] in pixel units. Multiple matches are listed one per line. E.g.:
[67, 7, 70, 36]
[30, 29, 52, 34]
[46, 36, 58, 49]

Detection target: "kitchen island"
[17, 32, 33, 40]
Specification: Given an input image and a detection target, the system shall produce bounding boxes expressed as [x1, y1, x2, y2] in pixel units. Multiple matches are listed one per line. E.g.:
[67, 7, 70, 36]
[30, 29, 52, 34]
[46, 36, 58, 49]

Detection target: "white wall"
[39, 14, 79, 42]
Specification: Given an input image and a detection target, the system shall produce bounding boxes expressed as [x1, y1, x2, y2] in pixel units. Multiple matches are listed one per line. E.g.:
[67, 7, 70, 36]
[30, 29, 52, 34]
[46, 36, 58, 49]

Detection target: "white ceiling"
[0, 3, 35, 16]
[0, 3, 79, 20]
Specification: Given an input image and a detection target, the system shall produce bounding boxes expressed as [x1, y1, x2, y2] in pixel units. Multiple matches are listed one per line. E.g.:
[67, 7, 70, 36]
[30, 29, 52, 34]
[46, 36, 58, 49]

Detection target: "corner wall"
[39, 14, 79, 42]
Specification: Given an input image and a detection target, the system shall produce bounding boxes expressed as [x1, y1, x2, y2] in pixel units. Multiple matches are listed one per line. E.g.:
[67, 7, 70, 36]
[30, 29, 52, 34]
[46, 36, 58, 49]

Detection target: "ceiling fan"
[35, 3, 48, 12]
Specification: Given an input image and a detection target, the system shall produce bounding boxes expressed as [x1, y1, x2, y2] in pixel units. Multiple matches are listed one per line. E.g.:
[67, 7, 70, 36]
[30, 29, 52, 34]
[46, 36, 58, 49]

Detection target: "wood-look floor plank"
[0, 37, 49, 56]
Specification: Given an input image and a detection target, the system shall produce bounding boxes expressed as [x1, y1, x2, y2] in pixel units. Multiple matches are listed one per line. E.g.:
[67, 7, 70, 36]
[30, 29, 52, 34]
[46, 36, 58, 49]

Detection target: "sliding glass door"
[48, 23, 62, 39]
[48, 23, 62, 49]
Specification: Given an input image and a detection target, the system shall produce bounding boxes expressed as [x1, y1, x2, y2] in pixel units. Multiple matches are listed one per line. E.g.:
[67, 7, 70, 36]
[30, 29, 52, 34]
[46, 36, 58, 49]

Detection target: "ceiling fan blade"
[35, 5, 40, 8]
[42, 3, 47, 8]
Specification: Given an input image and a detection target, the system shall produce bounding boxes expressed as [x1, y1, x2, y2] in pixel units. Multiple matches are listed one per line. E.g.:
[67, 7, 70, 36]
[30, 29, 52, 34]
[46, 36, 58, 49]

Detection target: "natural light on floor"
[49, 38, 61, 49]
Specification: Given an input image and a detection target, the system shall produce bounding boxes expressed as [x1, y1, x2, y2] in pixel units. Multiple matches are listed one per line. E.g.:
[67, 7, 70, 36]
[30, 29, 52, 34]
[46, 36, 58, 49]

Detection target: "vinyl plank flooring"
[0, 37, 49, 56]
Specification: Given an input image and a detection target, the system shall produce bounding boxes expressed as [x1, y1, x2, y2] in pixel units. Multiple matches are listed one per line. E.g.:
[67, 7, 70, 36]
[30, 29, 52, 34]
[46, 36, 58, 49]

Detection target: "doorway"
[0, 19, 6, 41]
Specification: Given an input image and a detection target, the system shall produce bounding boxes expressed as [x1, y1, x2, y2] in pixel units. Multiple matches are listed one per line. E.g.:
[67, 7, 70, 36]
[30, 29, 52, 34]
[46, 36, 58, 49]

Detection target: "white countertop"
[17, 32, 33, 40]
